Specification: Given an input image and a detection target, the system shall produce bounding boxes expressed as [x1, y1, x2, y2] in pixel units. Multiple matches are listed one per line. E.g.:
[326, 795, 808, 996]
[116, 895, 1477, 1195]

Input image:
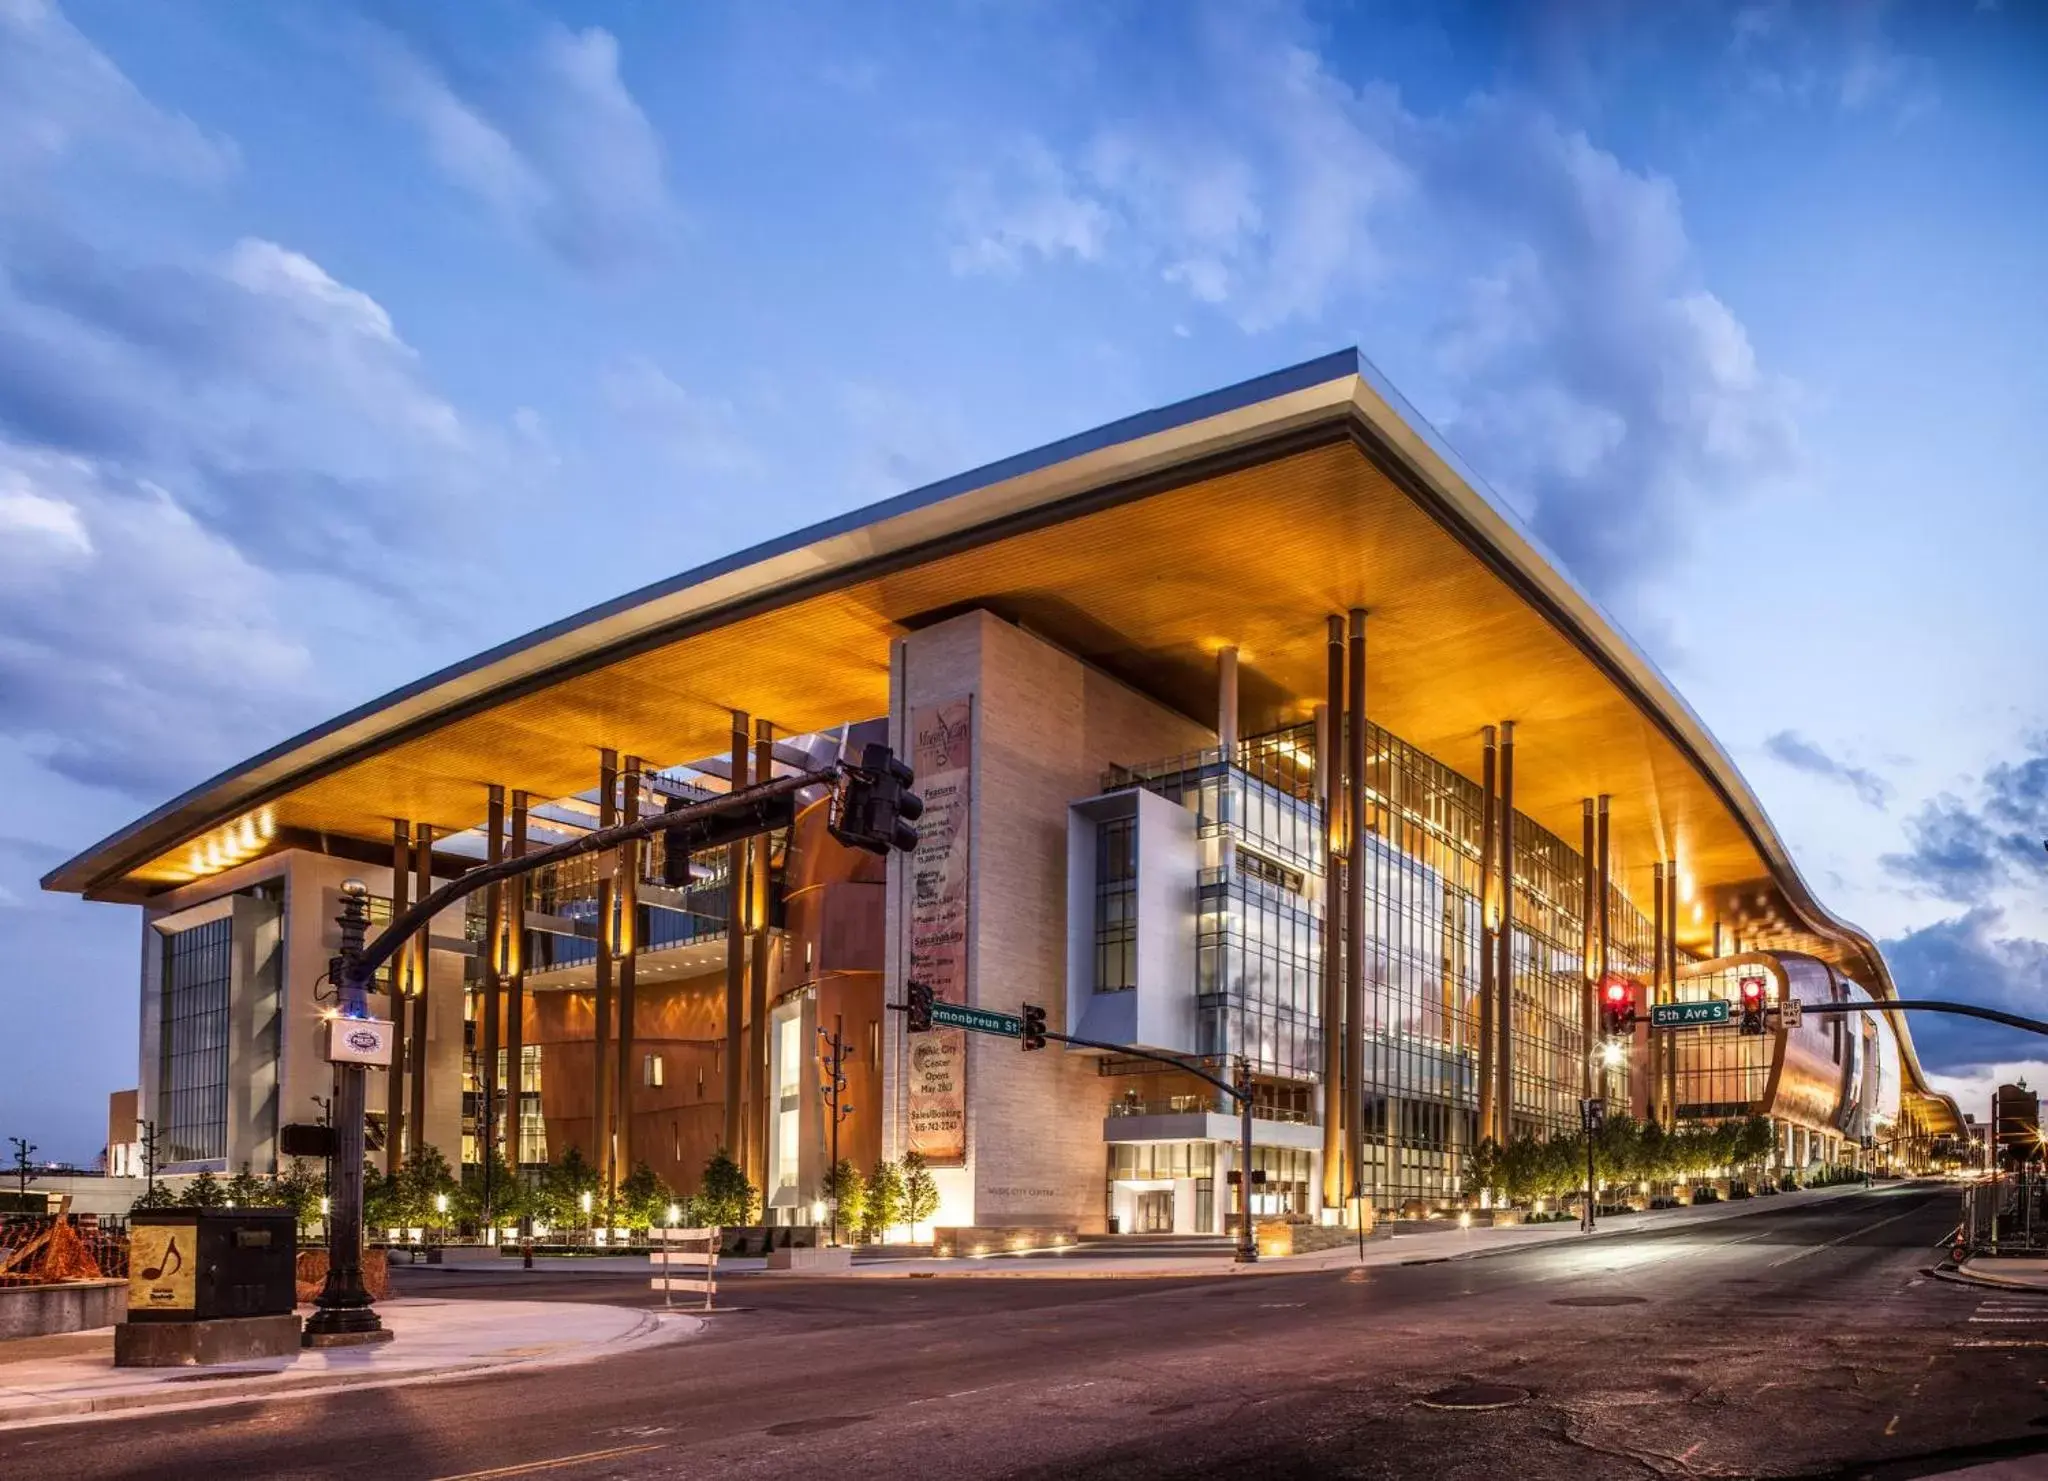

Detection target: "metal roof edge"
[44, 350, 1368, 897]
[1337, 357, 1950, 1119]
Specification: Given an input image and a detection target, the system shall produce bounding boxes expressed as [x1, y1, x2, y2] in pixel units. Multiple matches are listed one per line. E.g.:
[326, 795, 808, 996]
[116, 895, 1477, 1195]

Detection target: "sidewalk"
[776, 1181, 1901, 1280]
[0, 1298, 702, 1431]
[1952, 1256, 2048, 1291]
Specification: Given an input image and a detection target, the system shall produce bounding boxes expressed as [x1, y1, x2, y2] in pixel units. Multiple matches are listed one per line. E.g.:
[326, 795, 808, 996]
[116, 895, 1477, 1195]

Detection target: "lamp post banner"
[907, 697, 972, 1166]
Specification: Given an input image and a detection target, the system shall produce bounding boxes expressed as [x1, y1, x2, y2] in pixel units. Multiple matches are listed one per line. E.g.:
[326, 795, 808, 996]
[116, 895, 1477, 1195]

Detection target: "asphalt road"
[7, 1182, 2043, 1481]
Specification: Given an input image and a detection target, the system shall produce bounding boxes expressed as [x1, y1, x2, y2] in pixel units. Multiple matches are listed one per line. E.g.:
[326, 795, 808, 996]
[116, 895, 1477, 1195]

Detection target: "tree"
[530, 1146, 602, 1231]
[274, 1158, 325, 1228]
[822, 1159, 865, 1243]
[901, 1151, 940, 1241]
[698, 1147, 757, 1228]
[178, 1168, 226, 1208]
[618, 1161, 676, 1232]
[459, 1149, 526, 1232]
[861, 1159, 904, 1244]
[391, 1145, 459, 1232]
[130, 1181, 177, 1212]
[1463, 1138, 1504, 1203]
[223, 1163, 268, 1209]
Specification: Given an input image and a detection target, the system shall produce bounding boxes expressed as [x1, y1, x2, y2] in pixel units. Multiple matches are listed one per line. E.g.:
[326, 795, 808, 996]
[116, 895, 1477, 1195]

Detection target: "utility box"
[126, 1209, 298, 1323]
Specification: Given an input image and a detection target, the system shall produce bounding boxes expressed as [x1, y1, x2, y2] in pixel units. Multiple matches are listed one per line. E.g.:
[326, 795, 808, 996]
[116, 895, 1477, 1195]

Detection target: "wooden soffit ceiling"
[113, 432, 1773, 954]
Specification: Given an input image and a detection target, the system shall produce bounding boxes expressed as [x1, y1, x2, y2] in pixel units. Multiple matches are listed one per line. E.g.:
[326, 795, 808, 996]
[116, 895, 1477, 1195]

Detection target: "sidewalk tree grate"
[1551, 1294, 1648, 1307]
[1416, 1383, 1530, 1410]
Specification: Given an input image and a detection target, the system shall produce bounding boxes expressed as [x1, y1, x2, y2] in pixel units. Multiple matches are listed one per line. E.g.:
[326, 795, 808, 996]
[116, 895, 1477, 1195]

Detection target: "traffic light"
[906, 982, 933, 1034]
[1599, 977, 1635, 1037]
[1739, 975, 1768, 1035]
[1021, 1002, 1048, 1052]
[829, 744, 925, 856]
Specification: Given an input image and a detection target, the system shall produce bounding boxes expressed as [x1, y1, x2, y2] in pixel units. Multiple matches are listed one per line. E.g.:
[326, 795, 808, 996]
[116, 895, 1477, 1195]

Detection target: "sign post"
[1579, 1097, 1605, 1232]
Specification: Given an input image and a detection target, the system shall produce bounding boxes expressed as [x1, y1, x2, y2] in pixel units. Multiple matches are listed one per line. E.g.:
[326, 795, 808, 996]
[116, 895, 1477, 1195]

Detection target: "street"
[5, 1183, 2039, 1480]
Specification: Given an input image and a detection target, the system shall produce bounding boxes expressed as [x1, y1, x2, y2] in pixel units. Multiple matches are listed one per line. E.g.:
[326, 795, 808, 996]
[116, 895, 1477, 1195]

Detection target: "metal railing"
[1958, 1170, 2048, 1257]
[0, 1214, 129, 1285]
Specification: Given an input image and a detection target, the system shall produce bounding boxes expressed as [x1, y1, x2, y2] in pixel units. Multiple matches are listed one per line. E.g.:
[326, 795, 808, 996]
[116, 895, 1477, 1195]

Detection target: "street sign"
[1649, 999, 1730, 1029]
[929, 1002, 1023, 1037]
[1779, 999, 1802, 1028]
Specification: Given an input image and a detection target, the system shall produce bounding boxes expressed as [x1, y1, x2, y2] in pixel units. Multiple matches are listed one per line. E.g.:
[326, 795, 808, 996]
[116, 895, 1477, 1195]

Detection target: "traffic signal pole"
[308, 758, 882, 1342]
[903, 998, 1265, 1264]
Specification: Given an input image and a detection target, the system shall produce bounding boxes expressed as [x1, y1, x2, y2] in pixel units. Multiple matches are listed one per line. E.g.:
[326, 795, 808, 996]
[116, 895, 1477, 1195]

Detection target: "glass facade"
[1109, 716, 1664, 1213]
[1093, 815, 1136, 993]
[159, 916, 232, 1164]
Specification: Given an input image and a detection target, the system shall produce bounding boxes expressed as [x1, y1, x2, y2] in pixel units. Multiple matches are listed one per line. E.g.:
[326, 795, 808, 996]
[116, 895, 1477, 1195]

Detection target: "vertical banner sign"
[907, 698, 973, 1166]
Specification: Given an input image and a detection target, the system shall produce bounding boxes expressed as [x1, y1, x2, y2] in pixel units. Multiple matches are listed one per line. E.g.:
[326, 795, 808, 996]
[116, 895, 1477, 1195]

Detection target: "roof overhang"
[42, 349, 1959, 1131]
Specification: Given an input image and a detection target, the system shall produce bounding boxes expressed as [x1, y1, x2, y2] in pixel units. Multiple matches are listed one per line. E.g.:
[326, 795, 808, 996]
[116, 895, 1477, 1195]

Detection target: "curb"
[1928, 1263, 2048, 1293]
[0, 1307, 700, 1432]
[809, 1186, 1893, 1281]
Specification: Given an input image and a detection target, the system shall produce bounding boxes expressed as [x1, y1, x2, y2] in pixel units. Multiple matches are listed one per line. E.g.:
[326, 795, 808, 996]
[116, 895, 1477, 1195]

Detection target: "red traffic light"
[1739, 976, 1766, 1007]
[1604, 981, 1629, 1006]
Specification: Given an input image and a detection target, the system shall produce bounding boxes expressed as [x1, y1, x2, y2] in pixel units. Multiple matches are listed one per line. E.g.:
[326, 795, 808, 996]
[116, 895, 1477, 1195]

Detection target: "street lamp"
[304, 880, 388, 1346]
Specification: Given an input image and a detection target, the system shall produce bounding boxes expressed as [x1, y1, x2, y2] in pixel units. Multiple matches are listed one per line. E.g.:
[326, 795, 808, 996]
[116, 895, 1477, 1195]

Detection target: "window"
[643, 1052, 665, 1088]
[1095, 815, 1137, 993]
[159, 917, 232, 1163]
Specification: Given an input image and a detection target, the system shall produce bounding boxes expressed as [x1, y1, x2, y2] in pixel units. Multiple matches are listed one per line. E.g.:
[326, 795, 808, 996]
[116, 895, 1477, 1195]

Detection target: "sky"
[2, 0, 2045, 1162]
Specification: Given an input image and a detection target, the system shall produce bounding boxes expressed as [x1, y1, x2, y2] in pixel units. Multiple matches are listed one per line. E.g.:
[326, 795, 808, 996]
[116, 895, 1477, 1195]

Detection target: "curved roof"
[43, 349, 1961, 1131]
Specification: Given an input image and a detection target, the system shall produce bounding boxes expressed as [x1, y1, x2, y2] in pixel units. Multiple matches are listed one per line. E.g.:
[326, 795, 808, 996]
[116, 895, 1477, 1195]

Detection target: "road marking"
[1885, 1414, 1900, 1436]
[429, 1444, 664, 1481]
[1765, 1206, 1924, 1267]
[1955, 1340, 2048, 1349]
[1970, 1316, 2048, 1324]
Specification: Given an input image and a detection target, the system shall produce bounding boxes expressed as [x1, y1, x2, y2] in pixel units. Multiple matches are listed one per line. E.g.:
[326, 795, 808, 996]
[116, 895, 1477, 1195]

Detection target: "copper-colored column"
[722, 714, 750, 1160]
[615, 758, 641, 1184]
[1581, 799, 1597, 1104]
[409, 824, 433, 1154]
[1494, 722, 1516, 1141]
[748, 721, 775, 1191]
[1664, 860, 1679, 1127]
[387, 820, 411, 1174]
[1344, 610, 1367, 1211]
[481, 785, 505, 1169]
[1319, 617, 1345, 1210]
[1596, 797, 1611, 984]
[594, 750, 617, 1189]
[1651, 860, 1666, 1128]
[506, 791, 529, 1170]
[1477, 727, 1498, 1146]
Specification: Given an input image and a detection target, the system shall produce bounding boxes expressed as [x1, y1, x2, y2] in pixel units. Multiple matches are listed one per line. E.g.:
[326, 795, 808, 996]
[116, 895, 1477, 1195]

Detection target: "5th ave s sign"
[1648, 999, 1731, 1029]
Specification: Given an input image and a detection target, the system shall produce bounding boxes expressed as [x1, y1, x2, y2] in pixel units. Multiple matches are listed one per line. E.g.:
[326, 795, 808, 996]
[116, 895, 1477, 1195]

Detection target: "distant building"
[1994, 1083, 2041, 1167]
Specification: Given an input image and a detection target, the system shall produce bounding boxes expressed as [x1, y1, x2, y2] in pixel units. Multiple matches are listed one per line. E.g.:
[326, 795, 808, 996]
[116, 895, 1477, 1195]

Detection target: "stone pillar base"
[115, 1313, 303, 1367]
[303, 1326, 396, 1349]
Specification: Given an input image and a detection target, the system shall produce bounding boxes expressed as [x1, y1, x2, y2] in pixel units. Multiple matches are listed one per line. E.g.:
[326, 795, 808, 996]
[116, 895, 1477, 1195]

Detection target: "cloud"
[0, 7, 531, 800]
[600, 357, 758, 476]
[948, 138, 1114, 277]
[0, 221, 484, 597]
[1884, 740, 2048, 902]
[1883, 908, 2048, 1074]
[379, 24, 678, 273]
[0, 0, 234, 181]
[943, 7, 1797, 611]
[0, 442, 316, 794]
[1764, 729, 1890, 808]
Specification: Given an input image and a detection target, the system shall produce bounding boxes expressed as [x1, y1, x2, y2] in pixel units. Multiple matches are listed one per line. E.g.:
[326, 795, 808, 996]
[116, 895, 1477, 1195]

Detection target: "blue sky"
[3, 0, 2045, 1160]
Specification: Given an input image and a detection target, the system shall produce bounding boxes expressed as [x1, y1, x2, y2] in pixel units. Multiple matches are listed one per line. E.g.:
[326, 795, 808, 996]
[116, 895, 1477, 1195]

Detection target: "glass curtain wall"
[1112, 715, 1664, 1213]
[159, 916, 233, 1163]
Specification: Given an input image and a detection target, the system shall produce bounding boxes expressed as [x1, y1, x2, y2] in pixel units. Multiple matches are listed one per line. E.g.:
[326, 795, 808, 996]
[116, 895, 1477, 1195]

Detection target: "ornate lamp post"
[304, 880, 390, 1346]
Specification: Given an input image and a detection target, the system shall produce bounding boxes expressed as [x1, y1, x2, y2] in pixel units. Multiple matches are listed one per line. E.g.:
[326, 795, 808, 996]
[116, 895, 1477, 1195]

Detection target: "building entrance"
[1136, 1189, 1174, 1232]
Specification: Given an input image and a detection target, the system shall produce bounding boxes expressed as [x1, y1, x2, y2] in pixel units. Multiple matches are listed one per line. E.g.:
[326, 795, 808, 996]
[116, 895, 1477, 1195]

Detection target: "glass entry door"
[1137, 1190, 1174, 1233]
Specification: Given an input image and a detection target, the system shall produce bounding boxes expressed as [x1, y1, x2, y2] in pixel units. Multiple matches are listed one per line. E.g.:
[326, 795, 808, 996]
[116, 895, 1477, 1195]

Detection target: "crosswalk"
[1955, 1294, 2048, 1348]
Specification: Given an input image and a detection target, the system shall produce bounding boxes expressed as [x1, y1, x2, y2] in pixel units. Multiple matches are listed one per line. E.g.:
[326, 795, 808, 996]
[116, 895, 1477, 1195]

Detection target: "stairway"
[1073, 1233, 1236, 1257]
